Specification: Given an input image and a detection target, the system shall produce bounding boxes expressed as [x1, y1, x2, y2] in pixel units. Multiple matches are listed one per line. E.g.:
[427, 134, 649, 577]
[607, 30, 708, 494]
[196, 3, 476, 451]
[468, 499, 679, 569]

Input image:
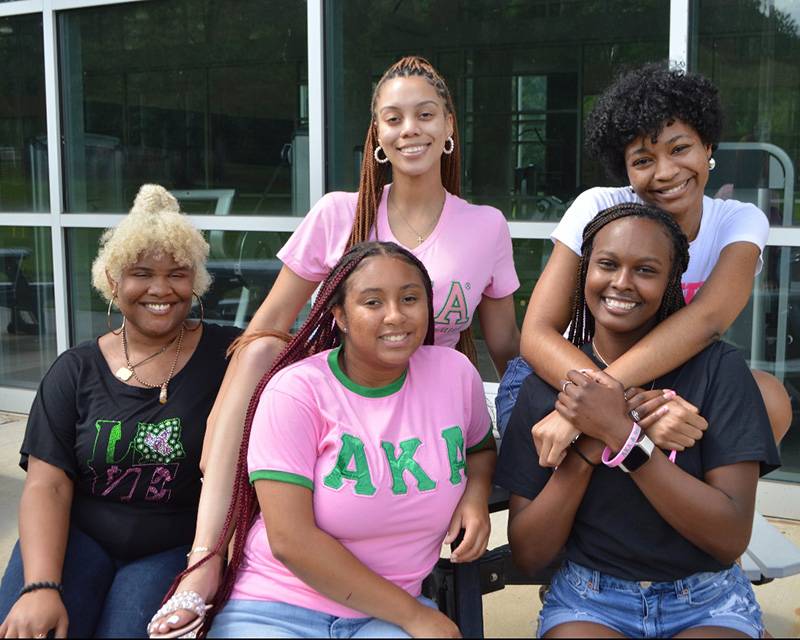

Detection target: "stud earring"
[373, 145, 389, 164]
[443, 136, 455, 155]
[708, 157, 716, 171]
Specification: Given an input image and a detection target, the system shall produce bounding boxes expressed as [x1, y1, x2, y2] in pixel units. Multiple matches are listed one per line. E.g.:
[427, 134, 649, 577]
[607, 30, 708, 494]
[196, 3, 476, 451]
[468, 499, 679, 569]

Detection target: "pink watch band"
[601, 422, 642, 468]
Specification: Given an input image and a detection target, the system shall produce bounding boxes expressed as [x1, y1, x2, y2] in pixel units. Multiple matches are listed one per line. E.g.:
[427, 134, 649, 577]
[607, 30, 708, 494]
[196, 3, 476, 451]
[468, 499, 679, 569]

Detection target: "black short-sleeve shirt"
[21, 322, 240, 560]
[494, 341, 780, 582]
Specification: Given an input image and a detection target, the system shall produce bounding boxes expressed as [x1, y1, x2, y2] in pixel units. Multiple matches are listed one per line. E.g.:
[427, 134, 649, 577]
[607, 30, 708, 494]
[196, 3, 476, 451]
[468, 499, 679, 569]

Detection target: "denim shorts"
[495, 355, 534, 438]
[207, 595, 438, 638]
[538, 561, 763, 638]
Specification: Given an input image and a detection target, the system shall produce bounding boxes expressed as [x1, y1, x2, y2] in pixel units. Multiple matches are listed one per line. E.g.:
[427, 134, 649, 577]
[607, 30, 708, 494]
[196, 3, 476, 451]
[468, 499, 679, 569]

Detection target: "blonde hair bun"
[131, 184, 181, 216]
[91, 183, 212, 303]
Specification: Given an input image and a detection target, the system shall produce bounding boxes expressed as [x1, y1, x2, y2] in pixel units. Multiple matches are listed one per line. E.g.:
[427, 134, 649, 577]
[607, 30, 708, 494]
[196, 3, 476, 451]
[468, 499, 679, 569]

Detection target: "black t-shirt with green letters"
[21, 322, 240, 560]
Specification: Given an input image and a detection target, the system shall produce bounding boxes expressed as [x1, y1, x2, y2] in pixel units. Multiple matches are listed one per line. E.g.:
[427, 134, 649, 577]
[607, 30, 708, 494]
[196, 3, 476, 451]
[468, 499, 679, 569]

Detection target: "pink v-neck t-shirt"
[231, 345, 493, 617]
[277, 186, 520, 348]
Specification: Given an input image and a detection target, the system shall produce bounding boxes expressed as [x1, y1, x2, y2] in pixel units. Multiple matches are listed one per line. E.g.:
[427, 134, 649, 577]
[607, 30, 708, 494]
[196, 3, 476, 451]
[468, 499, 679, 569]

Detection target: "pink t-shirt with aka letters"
[230, 345, 493, 617]
[278, 186, 519, 348]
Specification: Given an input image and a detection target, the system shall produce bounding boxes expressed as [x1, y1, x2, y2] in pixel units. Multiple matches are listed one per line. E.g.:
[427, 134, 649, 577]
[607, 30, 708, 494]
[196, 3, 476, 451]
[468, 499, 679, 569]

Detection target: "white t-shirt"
[277, 185, 520, 348]
[551, 187, 768, 302]
[231, 345, 493, 617]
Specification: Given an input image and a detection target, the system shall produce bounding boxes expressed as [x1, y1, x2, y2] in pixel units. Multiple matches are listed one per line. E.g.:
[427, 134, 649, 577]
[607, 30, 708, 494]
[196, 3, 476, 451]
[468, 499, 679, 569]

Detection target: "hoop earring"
[106, 296, 125, 335]
[184, 291, 204, 331]
[373, 145, 389, 164]
[708, 157, 716, 171]
[443, 136, 455, 155]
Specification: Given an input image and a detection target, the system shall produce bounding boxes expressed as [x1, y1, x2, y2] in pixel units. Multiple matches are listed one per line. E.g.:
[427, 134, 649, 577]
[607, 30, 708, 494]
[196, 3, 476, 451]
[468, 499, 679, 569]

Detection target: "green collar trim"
[327, 346, 407, 398]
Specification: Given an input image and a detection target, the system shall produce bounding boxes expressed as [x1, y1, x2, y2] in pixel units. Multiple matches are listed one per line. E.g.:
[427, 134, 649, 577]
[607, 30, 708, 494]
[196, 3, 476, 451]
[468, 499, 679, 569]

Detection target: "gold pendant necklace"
[120, 325, 185, 403]
[114, 332, 179, 382]
[389, 192, 443, 246]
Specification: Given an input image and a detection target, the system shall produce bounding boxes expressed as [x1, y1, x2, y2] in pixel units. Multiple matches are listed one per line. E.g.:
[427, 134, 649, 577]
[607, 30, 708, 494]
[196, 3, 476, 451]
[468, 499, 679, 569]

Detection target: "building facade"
[1, 0, 799, 502]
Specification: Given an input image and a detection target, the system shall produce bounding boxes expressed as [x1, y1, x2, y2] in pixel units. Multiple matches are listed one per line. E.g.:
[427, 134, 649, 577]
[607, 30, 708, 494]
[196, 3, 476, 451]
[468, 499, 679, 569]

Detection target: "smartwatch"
[619, 433, 655, 473]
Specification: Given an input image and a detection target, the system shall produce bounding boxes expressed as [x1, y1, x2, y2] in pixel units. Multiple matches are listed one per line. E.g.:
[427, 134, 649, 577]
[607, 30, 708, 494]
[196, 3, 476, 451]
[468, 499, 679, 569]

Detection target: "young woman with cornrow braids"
[150, 242, 495, 638]
[502, 62, 791, 467]
[150, 55, 519, 636]
[496, 204, 780, 639]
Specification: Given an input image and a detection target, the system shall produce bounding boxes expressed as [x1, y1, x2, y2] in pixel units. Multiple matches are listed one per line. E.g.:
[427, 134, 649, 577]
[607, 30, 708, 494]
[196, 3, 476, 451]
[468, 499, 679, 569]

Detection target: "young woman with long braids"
[500, 62, 790, 465]
[496, 203, 780, 638]
[150, 55, 519, 636]
[149, 242, 495, 638]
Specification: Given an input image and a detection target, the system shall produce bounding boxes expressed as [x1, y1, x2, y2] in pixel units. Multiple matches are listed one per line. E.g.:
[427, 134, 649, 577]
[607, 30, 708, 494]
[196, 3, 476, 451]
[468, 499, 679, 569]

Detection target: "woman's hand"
[0, 590, 68, 639]
[626, 387, 708, 451]
[404, 602, 462, 638]
[555, 369, 631, 448]
[445, 492, 490, 564]
[531, 411, 581, 468]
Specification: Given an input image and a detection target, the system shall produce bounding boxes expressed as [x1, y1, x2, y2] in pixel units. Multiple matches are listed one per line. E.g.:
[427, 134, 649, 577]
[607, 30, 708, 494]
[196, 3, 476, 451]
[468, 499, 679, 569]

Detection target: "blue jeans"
[538, 561, 763, 638]
[495, 356, 534, 438]
[0, 525, 188, 638]
[208, 596, 438, 638]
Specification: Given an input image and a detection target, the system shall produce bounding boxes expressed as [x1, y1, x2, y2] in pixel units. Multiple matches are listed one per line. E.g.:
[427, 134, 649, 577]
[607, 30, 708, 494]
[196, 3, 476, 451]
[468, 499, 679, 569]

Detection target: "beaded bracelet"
[18, 581, 63, 599]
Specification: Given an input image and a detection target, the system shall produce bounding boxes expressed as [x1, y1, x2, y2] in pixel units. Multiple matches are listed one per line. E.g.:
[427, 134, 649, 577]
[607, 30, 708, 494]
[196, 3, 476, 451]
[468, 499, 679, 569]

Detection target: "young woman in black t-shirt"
[495, 203, 780, 638]
[0, 185, 239, 638]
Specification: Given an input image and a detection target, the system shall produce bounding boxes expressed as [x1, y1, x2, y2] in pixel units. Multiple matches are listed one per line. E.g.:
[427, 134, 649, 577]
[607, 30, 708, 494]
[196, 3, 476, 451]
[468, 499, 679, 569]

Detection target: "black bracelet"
[570, 441, 598, 467]
[18, 581, 63, 599]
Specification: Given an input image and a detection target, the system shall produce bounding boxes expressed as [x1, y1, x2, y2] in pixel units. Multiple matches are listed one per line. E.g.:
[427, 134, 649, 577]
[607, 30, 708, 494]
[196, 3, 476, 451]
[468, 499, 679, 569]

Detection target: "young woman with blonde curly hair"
[149, 55, 520, 637]
[0, 185, 239, 638]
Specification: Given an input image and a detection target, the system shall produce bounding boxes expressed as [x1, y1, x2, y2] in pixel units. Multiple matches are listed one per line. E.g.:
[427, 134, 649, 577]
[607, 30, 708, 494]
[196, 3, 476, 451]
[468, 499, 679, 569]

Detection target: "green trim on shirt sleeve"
[467, 427, 496, 454]
[249, 470, 313, 490]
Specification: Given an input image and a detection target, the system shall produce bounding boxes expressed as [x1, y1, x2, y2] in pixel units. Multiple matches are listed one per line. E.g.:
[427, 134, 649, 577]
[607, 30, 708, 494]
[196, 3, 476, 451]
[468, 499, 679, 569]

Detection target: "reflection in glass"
[59, 0, 308, 215]
[696, 0, 800, 226]
[0, 227, 56, 388]
[0, 15, 49, 212]
[473, 239, 551, 382]
[725, 245, 800, 480]
[68, 228, 300, 346]
[325, 0, 668, 221]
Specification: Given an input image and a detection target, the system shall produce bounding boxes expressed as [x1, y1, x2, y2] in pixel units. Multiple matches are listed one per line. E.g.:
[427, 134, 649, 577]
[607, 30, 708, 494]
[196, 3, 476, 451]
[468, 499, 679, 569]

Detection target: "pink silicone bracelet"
[601, 422, 642, 468]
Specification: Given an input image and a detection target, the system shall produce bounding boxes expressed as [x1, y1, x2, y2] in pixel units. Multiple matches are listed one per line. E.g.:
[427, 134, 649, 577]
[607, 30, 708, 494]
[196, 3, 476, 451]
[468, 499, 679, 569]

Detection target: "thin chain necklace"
[114, 332, 178, 382]
[120, 325, 185, 404]
[389, 192, 444, 246]
[591, 339, 611, 368]
[592, 339, 655, 390]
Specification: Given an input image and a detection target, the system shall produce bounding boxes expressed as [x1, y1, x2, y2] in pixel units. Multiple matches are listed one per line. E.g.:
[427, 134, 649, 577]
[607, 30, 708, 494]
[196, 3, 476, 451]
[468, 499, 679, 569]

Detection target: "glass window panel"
[473, 238, 551, 382]
[325, 0, 669, 221]
[724, 245, 800, 481]
[0, 14, 48, 212]
[695, 0, 800, 225]
[59, 0, 308, 215]
[0, 226, 56, 388]
[67, 228, 304, 345]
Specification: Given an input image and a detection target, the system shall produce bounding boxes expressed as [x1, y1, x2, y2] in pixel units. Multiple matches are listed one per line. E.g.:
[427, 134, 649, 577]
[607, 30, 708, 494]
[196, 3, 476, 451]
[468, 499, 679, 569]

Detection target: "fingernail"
[663, 389, 676, 398]
[659, 406, 669, 415]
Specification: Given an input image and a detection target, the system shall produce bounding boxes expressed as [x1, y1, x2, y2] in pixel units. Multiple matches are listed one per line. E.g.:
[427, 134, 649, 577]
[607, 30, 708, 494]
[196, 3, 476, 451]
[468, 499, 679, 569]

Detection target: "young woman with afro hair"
[497, 62, 791, 467]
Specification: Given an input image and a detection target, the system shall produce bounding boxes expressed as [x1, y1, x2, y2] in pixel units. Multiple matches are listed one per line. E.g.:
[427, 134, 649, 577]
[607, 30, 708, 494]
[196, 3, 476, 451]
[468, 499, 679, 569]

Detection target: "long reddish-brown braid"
[349, 55, 475, 364]
[162, 241, 435, 636]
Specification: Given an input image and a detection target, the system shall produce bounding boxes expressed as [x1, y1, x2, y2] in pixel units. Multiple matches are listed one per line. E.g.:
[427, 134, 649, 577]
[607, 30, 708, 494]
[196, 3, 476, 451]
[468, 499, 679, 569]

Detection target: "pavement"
[1, 411, 799, 637]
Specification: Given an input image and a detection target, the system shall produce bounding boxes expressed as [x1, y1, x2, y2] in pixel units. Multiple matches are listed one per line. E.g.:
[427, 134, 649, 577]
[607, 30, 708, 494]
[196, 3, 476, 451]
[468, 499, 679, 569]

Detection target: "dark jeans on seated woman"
[0, 525, 188, 638]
